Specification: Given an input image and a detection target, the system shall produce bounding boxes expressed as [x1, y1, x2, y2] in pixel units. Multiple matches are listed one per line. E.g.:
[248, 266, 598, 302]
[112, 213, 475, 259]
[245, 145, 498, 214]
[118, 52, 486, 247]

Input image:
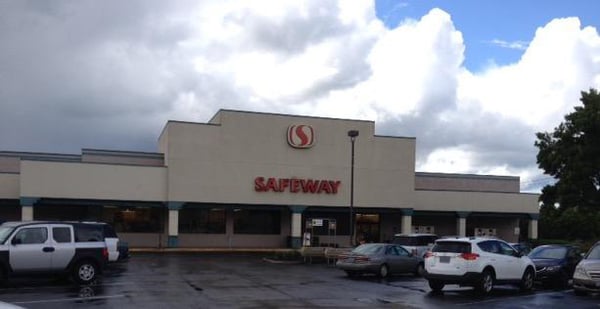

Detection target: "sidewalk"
[129, 247, 298, 254]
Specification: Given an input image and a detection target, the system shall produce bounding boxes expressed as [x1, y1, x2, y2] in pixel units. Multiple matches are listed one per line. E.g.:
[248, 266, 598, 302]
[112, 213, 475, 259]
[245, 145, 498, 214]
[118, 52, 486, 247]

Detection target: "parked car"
[573, 240, 600, 296]
[74, 221, 128, 263]
[0, 221, 109, 284]
[528, 244, 582, 289]
[391, 233, 438, 258]
[510, 242, 532, 256]
[336, 243, 424, 278]
[424, 237, 535, 295]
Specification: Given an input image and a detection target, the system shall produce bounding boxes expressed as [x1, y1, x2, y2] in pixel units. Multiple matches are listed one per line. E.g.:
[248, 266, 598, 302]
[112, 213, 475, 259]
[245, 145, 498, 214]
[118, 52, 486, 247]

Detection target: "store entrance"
[355, 214, 380, 243]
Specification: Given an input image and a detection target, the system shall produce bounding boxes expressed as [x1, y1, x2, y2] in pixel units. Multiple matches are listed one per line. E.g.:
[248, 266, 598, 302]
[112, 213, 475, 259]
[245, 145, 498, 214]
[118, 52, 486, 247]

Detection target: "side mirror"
[11, 237, 21, 245]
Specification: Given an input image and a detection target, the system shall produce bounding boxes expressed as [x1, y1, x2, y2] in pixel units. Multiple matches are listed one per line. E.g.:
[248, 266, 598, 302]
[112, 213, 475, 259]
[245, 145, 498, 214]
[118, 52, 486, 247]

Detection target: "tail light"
[102, 247, 109, 260]
[424, 251, 433, 259]
[460, 252, 479, 260]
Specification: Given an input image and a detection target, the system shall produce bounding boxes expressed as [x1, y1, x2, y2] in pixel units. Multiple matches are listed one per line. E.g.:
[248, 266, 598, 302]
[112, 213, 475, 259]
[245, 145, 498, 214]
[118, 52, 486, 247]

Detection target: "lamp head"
[347, 130, 359, 139]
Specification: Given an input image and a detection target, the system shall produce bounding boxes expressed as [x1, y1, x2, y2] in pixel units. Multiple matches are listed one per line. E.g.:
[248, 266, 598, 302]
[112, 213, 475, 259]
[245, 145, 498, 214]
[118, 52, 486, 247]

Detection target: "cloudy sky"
[1, 0, 599, 193]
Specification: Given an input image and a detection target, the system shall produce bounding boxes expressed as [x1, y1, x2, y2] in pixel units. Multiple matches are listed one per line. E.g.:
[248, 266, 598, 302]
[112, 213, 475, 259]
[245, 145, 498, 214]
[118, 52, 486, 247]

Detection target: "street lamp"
[347, 130, 359, 246]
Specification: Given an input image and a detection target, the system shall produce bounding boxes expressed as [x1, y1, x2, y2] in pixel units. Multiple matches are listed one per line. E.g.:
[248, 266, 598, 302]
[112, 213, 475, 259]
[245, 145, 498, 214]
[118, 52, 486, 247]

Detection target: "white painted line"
[13, 294, 127, 305]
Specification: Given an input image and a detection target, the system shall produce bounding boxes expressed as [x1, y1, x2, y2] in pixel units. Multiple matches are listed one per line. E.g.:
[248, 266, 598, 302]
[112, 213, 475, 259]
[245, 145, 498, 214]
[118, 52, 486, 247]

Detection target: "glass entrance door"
[355, 214, 380, 243]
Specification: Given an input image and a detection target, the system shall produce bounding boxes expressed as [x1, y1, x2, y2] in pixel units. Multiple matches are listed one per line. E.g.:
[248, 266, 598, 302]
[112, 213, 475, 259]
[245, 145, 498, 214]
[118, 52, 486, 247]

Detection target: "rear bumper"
[336, 262, 379, 273]
[424, 271, 483, 285]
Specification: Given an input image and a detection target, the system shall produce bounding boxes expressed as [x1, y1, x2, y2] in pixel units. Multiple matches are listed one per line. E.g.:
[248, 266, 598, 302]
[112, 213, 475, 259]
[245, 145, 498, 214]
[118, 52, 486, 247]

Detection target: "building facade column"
[167, 202, 185, 247]
[528, 213, 539, 240]
[456, 212, 470, 237]
[20, 197, 39, 221]
[288, 206, 306, 249]
[401, 208, 413, 235]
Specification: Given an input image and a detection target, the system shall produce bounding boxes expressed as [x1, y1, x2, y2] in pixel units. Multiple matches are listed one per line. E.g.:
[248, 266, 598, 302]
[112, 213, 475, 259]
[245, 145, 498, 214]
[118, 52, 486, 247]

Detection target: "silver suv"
[424, 237, 536, 294]
[391, 233, 438, 258]
[0, 221, 109, 284]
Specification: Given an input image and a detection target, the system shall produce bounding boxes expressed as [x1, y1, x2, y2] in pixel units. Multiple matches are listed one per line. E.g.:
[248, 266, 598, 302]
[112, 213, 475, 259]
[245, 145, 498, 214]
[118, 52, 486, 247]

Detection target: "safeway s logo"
[287, 125, 315, 149]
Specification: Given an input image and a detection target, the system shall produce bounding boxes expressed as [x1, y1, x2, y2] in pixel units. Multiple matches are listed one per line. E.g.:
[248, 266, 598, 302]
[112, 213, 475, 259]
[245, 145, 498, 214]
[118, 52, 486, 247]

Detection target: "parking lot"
[0, 253, 598, 308]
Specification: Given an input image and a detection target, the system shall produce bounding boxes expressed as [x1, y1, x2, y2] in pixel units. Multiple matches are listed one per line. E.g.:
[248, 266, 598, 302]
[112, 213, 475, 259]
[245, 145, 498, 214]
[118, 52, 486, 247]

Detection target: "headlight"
[573, 266, 590, 280]
[545, 265, 561, 272]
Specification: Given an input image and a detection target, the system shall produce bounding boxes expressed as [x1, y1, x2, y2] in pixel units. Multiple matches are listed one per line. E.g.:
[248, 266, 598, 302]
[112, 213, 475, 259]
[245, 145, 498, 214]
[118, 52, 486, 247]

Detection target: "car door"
[497, 241, 525, 279]
[477, 240, 513, 280]
[9, 224, 53, 272]
[50, 224, 76, 270]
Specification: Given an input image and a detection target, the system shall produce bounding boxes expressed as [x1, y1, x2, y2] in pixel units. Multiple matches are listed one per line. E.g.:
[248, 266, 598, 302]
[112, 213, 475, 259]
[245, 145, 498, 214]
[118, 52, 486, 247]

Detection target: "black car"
[528, 244, 582, 288]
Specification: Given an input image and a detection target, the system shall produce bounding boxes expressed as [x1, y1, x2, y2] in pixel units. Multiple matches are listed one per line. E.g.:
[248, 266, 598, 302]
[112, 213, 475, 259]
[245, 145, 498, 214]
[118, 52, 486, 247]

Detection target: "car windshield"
[586, 245, 600, 259]
[352, 244, 383, 255]
[0, 225, 16, 244]
[529, 246, 567, 259]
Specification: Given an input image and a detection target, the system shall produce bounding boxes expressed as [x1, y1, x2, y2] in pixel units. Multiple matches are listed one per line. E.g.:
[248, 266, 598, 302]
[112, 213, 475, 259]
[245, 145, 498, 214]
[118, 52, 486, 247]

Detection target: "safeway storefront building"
[0, 110, 539, 248]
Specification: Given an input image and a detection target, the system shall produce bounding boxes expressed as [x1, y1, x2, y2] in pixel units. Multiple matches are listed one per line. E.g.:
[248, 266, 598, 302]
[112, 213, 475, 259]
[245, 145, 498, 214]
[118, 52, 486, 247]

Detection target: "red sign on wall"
[255, 177, 341, 194]
[287, 125, 315, 149]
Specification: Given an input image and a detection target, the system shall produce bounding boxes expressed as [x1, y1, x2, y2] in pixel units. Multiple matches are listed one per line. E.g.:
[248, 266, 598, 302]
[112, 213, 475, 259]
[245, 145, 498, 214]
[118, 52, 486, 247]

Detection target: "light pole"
[347, 130, 359, 246]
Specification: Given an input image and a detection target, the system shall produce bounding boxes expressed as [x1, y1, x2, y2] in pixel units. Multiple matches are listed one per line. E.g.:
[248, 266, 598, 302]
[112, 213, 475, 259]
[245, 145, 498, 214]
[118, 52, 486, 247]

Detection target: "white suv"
[424, 237, 535, 294]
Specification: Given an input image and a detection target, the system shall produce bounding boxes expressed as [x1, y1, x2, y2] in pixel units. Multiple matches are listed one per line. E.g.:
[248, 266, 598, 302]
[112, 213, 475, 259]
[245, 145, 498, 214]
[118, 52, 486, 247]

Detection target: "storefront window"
[179, 208, 225, 233]
[103, 207, 164, 233]
[234, 209, 281, 234]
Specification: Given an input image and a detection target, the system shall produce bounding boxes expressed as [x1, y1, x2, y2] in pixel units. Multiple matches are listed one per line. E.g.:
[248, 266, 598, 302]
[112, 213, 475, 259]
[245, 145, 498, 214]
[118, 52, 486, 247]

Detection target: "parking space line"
[13, 294, 127, 305]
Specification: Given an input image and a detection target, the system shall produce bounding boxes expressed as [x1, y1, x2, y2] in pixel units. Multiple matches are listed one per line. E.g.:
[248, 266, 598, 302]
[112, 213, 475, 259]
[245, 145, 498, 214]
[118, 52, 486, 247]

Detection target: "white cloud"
[488, 39, 529, 50]
[1, 1, 600, 193]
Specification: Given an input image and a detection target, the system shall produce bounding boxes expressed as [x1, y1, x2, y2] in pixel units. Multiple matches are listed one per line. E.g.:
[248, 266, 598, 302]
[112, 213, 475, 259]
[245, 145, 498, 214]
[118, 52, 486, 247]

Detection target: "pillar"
[456, 212, 470, 237]
[401, 209, 413, 235]
[289, 206, 306, 249]
[167, 202, 184, 247]
[528, 213, 539, 240]
[20, 197, 38, 221]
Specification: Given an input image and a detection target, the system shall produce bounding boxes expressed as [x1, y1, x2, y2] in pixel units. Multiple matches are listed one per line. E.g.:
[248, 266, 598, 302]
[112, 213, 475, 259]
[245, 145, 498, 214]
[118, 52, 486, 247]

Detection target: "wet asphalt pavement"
[0, 253, 599, 308]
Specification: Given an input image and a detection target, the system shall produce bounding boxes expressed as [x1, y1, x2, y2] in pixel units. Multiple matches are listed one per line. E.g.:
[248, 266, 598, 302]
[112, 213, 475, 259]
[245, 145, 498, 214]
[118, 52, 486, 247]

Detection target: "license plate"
[439, 256, 450, 263]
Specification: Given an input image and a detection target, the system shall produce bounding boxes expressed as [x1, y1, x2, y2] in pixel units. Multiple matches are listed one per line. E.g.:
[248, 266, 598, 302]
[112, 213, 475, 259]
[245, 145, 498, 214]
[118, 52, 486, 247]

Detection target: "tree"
[535, 88, 600, 214]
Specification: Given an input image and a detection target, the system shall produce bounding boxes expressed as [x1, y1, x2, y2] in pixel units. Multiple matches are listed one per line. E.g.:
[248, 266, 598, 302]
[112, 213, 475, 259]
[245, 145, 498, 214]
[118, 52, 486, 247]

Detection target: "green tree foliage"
[535, 88, 600, 240]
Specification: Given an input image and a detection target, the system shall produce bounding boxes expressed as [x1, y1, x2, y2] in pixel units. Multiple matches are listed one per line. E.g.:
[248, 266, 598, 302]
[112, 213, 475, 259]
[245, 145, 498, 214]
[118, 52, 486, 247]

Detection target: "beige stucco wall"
[0, 173, 20, 199]
[415, 190, 539, 213]
[20, 160, 167, 201]
[161, 111, 416, 208]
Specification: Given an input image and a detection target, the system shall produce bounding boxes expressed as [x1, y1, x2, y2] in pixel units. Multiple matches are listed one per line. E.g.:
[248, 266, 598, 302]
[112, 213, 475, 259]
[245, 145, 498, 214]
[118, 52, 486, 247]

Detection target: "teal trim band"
[528, 213, 540, 220]
[167, 236, 178, 247]
[288, 205, 307, 214]
[20, 197, 39, 206]
[167, 202, 185, 210]
[456, 211, 471, 219]
[400, 208, 414, 216]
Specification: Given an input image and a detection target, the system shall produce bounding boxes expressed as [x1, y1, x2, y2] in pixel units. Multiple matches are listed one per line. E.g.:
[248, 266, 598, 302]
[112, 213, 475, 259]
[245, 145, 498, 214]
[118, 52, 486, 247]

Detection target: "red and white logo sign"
[287, 124, 315, 149]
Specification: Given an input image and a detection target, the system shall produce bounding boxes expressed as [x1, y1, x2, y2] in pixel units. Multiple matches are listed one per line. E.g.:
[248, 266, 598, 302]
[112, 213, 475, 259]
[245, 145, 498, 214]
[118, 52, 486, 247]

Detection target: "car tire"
[414, 263, 425, 277]
[519, 268, 534, 292]
[428, 280, 444, 292]
[574, 289, 587, 296]
[72, 260, 98, 285]
[378, 264, 389, 278]
[475, 269, 494, 295]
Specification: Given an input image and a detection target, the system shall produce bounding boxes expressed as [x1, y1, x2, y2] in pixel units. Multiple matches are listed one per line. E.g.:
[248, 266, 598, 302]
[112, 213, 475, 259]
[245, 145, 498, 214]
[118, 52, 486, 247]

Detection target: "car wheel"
[519, 268, 534, 292]
[475, 269, 494, 295]
[428, 280, 444, 292]
[414, 263, 425, 277]
[72, 260, 98, 285]
[574, 289, 587, 296]
[378, 264, 389, 278]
